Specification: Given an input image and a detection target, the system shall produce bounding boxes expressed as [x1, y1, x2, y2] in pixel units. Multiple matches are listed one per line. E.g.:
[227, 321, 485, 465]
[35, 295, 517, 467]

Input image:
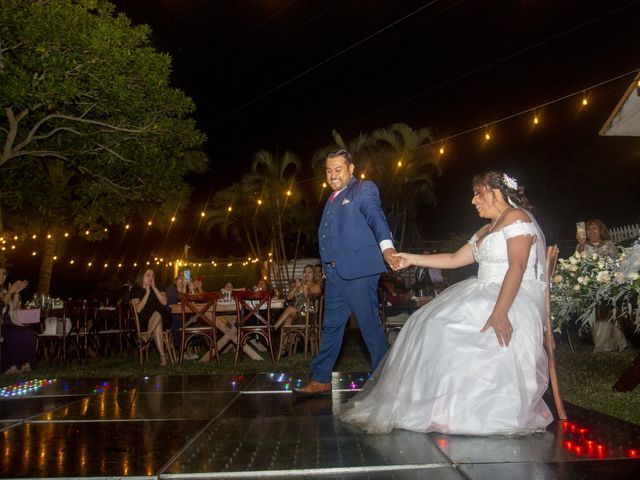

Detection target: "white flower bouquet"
[551, 244, 640, 332]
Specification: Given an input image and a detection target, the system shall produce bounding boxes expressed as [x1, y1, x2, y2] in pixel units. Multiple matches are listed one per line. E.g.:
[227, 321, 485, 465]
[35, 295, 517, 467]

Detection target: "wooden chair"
[37, 306, 70, 364]
[178, 292, 221, 366]
[129, 300, 176, 365]
[545, 244, 567, 420]
[233, 290, 276, 367]
[278, 296, 322, 359]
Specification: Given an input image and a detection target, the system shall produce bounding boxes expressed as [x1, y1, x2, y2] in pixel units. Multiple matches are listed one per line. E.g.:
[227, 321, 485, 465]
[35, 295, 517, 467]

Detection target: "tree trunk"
[37, 233, 57, 294]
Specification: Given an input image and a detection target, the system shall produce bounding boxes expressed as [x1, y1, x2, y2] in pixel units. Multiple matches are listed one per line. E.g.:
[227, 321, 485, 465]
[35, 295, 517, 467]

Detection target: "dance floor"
[0, 373, 639, 479]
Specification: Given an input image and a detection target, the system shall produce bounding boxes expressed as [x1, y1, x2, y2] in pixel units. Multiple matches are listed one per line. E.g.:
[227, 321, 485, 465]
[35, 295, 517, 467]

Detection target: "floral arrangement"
[551, 243, 640, 332]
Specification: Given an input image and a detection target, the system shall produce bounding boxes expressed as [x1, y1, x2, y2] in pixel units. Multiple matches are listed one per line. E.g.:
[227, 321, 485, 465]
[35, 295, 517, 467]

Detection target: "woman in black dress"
[131, 268, 171, 366]
[1, 267, 36, 374]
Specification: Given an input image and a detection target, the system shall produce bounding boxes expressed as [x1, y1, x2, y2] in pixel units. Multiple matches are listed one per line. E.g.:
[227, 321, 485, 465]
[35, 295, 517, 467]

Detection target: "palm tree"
[311, 130, 374, 177]
[372, 122, 441, 250]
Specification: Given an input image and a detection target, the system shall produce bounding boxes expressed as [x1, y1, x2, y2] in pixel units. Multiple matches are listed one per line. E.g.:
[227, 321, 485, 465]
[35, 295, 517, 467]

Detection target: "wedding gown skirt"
[341, 221, 553, 435]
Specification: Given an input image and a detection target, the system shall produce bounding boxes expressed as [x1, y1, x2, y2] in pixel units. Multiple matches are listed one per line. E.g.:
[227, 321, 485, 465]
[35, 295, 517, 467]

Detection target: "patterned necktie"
[330, 191, 339, 203]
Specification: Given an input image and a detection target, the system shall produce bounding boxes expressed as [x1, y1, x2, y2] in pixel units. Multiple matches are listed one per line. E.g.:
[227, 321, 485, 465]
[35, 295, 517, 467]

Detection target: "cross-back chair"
[129, 300, 176, 365]
[545, 244, 567, 420]
[233, 290, 277, 367]
[178, 291, 221, 366]
[278, 295, 322, 359]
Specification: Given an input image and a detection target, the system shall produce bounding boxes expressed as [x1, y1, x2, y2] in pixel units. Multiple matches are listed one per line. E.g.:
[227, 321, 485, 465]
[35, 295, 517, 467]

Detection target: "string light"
[257, 199, 262, 205]
[360, 173, 365, 179]
[85, 230, 90, 235]
[582, 90, 588, 106]
[147, 220, 152, 226]
[125, 224, 130, 229]
[397, 161, 402, 167]
[32, 234, 37, 239]
[439, 144, 445, 155]
[484, 126, 491, 141]
[533, 109, 539, 125]
[322, 182, 327, 188]
[200, 211, 205, 217]
[286, 190, 292, 196]
[228, 206, 232, 212]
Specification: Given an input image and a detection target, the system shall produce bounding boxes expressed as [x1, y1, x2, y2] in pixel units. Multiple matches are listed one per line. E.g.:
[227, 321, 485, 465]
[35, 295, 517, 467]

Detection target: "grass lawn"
[2, 330, 639, 426]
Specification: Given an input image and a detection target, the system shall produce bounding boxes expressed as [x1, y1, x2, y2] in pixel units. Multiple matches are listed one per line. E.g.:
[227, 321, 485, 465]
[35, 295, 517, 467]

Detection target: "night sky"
[109, 0, 640, 240]
[13, 0, 640, 298]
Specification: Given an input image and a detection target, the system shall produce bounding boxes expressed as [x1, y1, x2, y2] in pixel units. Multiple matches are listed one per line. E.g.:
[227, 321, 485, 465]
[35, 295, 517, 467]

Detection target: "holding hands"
[383, 248, 401, 270]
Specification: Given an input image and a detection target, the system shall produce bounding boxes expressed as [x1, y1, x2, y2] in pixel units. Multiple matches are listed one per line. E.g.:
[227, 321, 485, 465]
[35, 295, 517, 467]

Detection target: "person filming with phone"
[575, 218, 626, 352]
[575, 218, 618, 258]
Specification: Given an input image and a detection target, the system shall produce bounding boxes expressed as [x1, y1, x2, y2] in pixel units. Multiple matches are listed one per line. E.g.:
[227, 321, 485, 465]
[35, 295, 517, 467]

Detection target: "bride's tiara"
[502, 173, 518, 190]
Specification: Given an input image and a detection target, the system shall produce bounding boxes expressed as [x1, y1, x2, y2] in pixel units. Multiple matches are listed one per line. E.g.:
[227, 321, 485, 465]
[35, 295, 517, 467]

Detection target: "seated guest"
[379, 271, 416, 315]
[130, 268, 172, 366]
[253, 278, 271, 292]
[575, 219, 626, 352]
[0, 267, 36, 374]
[220, 281, 234, 301]
[313, 264, 325, 290]
[576, 218, 619, 258]
[274, 265, 321, 330]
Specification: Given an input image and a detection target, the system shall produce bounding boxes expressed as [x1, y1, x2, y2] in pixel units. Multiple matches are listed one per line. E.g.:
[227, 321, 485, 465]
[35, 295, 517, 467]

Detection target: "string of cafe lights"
[1, 69, 638, 269]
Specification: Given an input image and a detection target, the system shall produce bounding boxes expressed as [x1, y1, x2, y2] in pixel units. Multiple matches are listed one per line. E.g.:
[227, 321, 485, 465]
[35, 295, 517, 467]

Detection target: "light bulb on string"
[581, 91, 588, 106]
[200, 212, 205, 217]
[32, 234, 37, 239]
[533, 110, 539, 125]
[227, 206, 232, 212]
[484, 128, 491, 141]
[125, 224, 130, 229]
[147, 220, 152, 226]
[360, 173, 365, 179]
[322, 182, 327, 188]
[439, 143, 445, 155]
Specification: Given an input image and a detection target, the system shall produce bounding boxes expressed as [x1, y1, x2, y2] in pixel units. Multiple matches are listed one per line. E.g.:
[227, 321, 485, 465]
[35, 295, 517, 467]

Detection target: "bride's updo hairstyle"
[472, 171, 533, 210]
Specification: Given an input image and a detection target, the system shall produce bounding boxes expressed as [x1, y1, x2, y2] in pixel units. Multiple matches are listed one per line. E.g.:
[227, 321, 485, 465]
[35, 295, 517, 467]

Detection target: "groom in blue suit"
[294, 149, 399, 395]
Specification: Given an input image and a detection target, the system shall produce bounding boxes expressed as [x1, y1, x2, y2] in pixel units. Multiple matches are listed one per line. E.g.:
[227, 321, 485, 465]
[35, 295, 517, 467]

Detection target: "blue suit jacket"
[318, 177, 393, 280]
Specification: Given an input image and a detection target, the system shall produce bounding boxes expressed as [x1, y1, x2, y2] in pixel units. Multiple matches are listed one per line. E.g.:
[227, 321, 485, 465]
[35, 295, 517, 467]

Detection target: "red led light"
[578, 428, 588, 434]
[629, 449, 638, 458]
[564, 441, 573, 450]
[437, 439, 447, 447]
[574, 445, 583, 456]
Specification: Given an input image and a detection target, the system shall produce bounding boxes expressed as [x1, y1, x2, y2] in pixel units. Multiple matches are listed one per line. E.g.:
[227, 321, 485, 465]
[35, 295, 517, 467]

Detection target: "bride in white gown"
[341, 171, 553, 436]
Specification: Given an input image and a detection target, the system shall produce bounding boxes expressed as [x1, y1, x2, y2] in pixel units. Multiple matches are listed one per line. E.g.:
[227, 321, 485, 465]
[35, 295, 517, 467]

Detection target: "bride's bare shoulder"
[503, 208, 531, 224]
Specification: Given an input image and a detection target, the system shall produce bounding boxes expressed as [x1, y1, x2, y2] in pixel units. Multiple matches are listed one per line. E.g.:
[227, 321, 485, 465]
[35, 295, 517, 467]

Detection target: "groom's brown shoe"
[293, 380, 332, 396]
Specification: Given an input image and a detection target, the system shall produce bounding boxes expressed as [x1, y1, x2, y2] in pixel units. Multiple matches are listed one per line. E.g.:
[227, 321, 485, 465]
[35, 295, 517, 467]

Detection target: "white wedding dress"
[341, 219, 554, 435]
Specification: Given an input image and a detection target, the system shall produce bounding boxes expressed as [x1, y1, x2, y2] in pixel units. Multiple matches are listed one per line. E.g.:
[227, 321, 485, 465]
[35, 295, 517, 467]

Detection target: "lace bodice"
[470, 221, 540, 283]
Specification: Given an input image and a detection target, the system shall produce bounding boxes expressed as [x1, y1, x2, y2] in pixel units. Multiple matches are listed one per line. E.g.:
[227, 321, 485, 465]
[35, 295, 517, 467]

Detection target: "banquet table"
[170, 298, 286, 361]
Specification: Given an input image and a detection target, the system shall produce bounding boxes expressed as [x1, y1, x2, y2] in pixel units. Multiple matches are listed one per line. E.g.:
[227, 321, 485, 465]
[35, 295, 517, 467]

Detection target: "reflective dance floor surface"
[1, 373, 639, 479]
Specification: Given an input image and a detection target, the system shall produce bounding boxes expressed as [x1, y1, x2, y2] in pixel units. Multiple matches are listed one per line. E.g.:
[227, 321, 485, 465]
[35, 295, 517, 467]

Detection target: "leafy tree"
[0, 0, 206, 293]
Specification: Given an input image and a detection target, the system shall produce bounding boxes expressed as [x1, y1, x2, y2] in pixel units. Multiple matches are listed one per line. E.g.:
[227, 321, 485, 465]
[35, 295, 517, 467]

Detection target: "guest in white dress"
[341, 171, 553, 436]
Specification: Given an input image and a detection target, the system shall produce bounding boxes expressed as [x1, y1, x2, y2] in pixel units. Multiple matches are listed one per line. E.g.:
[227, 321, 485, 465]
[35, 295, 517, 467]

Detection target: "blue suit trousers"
[311, 267, 388, 383]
